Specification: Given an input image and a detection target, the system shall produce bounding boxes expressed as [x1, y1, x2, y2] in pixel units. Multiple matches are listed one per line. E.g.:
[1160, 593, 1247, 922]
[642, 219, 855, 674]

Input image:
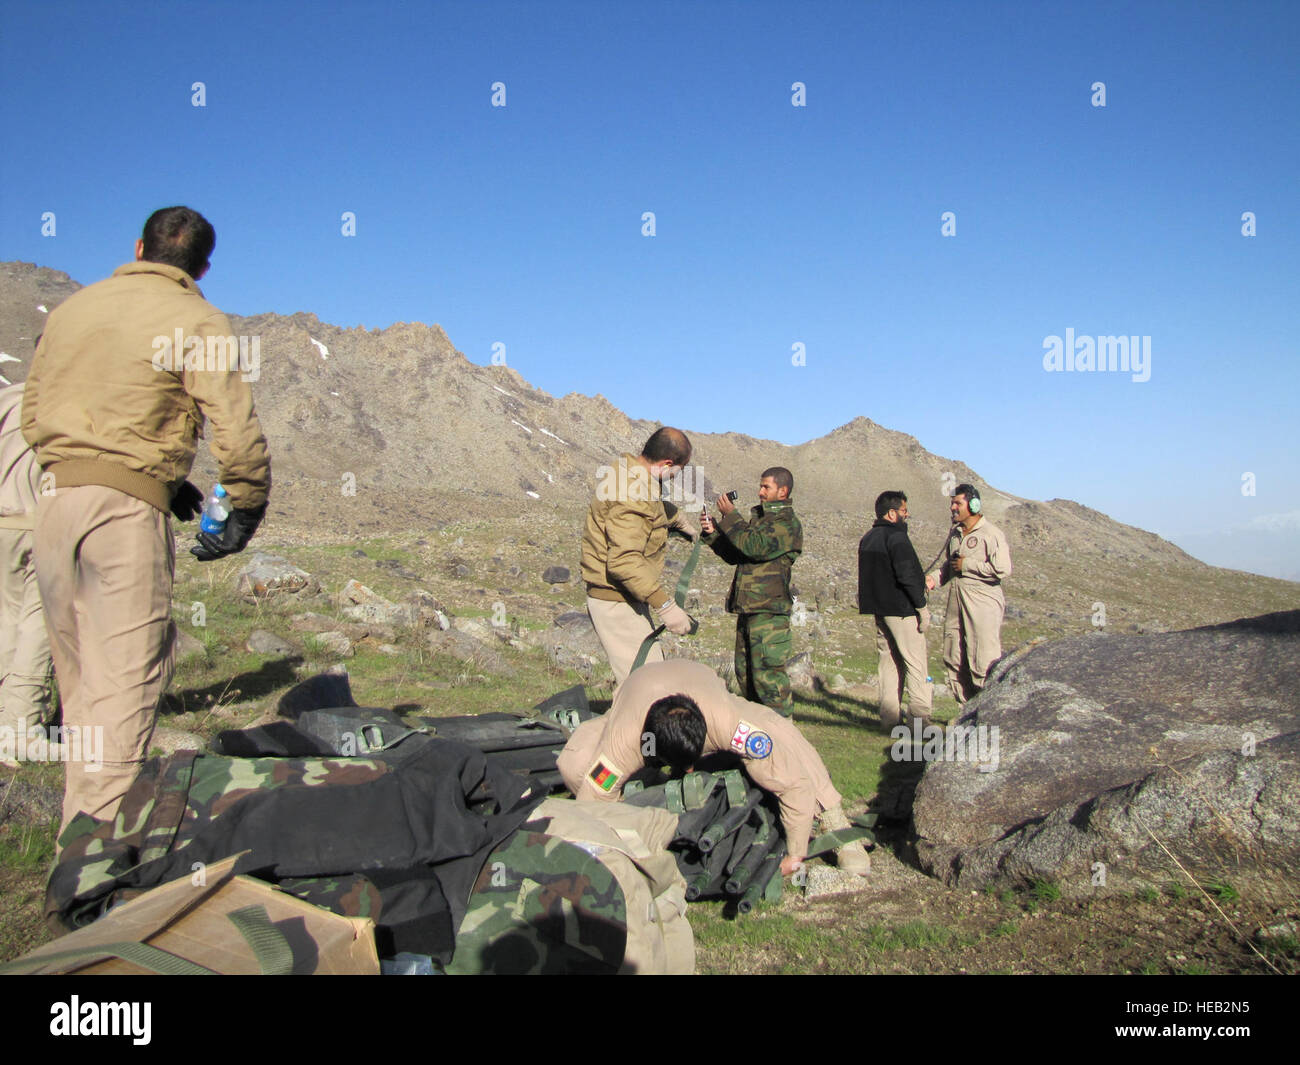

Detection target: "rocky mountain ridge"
[2, 259, 1294, 638]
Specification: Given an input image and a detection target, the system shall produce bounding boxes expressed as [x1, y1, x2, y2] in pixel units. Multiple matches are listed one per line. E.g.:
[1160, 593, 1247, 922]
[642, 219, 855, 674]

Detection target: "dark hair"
[641, 427, 692, 467]
[953, 483, 980, 504]
[643, 694, 707, 773]
[141, 206, 216, 280]
[761, 467, 793, 495]
[875, 490, 907, 519]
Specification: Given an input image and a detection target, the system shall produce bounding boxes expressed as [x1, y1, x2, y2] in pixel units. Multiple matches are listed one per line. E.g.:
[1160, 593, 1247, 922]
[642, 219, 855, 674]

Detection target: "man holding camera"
[857, 490, 931, 731]
[22, 206, 271, 840]
[925, 484, 1011, 705]
[701, 468, 802, 717]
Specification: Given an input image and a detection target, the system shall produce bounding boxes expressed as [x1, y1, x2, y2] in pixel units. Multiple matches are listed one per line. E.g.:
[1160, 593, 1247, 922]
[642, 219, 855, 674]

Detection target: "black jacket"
[857, 519, 927, 617]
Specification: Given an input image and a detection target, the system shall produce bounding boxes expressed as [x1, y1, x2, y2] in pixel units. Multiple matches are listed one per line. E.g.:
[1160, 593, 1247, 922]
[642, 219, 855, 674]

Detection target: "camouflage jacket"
[703, 500, 802, 615]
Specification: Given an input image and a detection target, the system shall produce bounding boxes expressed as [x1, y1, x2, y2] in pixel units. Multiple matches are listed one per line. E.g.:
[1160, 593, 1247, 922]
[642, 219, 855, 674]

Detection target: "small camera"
[725, 490, 738, 503]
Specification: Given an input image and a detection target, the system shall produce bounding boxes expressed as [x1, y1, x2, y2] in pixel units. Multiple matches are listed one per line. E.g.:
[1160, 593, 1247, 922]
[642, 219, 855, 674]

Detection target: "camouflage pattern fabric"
[703, 499, 802, 616]
[49, 751, 391, 931]
[704, 500, 802, 715]
[735, 611, 795, 716]
[47, 741, 544, 965]
[447, 828, 628, 975]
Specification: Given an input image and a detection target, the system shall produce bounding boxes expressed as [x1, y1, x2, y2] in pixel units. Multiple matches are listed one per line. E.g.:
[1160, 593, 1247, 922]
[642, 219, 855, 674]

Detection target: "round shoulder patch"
[745, 731, 773, 759]
[965, 535, 978, 549]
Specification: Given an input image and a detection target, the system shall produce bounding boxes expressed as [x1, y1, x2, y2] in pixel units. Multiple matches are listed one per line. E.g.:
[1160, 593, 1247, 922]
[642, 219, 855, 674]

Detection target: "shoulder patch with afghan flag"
[588, 755, 623, 793]
[730, 721, 773, 760]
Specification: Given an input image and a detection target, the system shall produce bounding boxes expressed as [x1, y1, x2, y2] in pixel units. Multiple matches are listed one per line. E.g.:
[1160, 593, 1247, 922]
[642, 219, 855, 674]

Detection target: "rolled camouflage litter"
[627, 768, 791, 913]
[627, 764, 876, 913]
[699, 786, 764, 853]
[738, 843, 787, 914]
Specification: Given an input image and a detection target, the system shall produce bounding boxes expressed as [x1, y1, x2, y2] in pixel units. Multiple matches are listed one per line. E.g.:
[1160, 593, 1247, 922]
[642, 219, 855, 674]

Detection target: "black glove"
[191, 503, 266, 562]
[170, 481, 204, 522]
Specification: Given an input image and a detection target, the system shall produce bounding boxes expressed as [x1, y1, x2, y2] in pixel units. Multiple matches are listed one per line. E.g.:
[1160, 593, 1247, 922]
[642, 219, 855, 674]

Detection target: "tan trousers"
[0, 527, 53, 738]
[35, 485, 176, 839]
[942, 580, 1004, 705]
[874, 613, 931, 729]
[586, 595, 663, 688]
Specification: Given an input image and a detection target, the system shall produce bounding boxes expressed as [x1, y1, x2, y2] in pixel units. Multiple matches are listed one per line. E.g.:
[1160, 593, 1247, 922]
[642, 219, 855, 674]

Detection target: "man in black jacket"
[857, 491, 931, 731]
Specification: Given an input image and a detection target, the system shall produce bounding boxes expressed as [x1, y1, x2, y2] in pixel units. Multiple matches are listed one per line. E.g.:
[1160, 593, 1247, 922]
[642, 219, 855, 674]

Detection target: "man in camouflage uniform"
[701, 467, 802, 716]
[925, 483, 1012, 704]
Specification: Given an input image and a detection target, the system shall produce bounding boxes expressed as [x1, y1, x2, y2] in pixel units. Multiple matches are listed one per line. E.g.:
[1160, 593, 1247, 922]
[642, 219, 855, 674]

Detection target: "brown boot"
[819, 805, 872, 876]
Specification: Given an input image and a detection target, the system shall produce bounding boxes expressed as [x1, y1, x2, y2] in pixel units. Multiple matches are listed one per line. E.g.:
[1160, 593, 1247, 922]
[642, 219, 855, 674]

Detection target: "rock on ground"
[149, 727, 206, 756]
[237, 553, 320, 601]
[174, 627, 206, 661]
[246, 629, 299, 657]
[542, 611, 605, 676]
[911, 610, 1300, 897]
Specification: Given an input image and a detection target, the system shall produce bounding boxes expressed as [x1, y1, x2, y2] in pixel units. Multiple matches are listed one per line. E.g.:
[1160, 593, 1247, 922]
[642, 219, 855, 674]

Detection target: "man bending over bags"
[558, 659, 870, 876]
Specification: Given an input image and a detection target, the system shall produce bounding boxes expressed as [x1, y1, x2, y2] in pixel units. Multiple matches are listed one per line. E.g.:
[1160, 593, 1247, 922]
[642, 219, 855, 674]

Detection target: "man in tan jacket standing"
[22, 206, 271, 842]
[925, 484, 1011, 704]
[0, 383, 52, 765]
[581, 427, 696, 686]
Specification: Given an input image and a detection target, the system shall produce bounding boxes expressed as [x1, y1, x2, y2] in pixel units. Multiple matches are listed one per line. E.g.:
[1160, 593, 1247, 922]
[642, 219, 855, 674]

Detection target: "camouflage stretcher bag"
[47, 741, 543, 965]
[448, 797, 694, 975]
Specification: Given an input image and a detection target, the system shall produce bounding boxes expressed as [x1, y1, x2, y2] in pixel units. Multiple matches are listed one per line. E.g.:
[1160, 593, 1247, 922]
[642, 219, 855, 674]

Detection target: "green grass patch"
[0, 818, 58, 873]
[1203, 879, 1238, 903]
[1029, 878, 1061, 902]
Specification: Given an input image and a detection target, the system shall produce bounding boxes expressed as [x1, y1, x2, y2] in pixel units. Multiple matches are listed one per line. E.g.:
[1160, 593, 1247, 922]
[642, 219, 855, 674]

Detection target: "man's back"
[24, 261, 269, 509]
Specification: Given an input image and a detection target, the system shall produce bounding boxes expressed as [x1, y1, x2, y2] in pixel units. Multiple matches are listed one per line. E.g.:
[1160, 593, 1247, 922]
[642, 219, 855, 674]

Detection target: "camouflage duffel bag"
[447, 797, 694, 975]
[48, 740, 543, 965]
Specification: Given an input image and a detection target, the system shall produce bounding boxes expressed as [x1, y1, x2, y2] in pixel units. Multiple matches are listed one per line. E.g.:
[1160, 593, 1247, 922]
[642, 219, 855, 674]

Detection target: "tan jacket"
[929, 515, 1012, 604]
[21, 262, 270, 513]
[556, 659, 841, 858]
[581, 453, 671, 609]
[0, 384, 41, 528]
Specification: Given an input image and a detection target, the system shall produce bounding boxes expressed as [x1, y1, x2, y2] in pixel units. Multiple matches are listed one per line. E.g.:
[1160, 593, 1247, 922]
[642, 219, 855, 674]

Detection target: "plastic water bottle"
[199, 484, 229, 535]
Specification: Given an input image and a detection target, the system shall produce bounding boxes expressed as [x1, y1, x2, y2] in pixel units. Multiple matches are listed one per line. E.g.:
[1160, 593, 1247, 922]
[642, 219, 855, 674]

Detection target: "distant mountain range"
[3, 259, 1294, 634]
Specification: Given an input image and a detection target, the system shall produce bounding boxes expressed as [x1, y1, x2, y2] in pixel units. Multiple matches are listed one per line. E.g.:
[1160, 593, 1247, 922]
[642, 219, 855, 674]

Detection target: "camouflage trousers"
[735, 612, 793, 717]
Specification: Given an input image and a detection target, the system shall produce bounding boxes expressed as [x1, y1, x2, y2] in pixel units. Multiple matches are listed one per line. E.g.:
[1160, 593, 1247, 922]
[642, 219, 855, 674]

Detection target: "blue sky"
[2, 0, 1297, 578]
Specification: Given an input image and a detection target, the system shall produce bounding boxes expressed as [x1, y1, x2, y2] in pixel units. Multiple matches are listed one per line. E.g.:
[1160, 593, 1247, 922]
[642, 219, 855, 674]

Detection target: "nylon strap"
[0, 940, 217, 976]
[356, 723, 427, 753]
[226, 904, 294, 975]
[630, 537, 701, 673]
[803, 826, 874, 859]
[0, 904, 295, 975]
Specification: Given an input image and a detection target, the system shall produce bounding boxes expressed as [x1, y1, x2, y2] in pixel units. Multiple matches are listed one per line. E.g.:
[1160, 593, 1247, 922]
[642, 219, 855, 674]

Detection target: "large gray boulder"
[911, 610, 1300, 897]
